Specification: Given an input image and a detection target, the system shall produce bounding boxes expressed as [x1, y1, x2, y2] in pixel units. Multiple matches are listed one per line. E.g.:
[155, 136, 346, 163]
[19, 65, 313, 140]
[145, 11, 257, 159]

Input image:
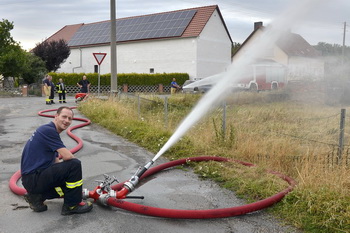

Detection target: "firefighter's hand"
[55, 157, 63, 163]
[57, 148, 74, 161]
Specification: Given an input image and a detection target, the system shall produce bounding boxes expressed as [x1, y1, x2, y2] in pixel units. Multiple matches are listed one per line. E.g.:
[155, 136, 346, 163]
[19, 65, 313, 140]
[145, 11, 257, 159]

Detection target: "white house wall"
[58, 38, 197, 78]
[195, 9, 232, 80]
[117, 38, 197, 76]
[231, 30, 264, 63]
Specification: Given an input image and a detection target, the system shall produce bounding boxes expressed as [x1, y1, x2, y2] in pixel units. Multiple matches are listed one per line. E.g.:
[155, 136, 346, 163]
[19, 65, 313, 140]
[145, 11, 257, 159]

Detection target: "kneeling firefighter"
[20, 106, 93, 215]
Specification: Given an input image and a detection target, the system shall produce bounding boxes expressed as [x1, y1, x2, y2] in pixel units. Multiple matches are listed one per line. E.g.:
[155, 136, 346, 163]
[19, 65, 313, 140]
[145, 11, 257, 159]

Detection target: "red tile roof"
[276, 32, 320, 57]
[181, 5, 232, 42]
[233, 25, 319, 58]
[182, 5, 219, 37]
[46, 23, 84, 43]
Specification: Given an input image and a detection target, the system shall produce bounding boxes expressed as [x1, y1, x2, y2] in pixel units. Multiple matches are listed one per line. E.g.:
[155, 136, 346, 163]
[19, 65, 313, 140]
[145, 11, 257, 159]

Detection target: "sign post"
[93, 53, 107, 96]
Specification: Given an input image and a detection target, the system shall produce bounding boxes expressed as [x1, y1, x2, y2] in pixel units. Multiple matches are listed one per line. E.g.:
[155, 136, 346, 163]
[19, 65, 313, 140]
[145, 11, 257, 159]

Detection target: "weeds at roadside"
[78, 93, 350, 232]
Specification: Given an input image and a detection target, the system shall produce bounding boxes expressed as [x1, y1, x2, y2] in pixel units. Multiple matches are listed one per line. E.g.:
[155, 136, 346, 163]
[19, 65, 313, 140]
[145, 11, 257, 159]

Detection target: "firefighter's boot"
[24, 193, 48, 212]
[61, 201, 93, 216]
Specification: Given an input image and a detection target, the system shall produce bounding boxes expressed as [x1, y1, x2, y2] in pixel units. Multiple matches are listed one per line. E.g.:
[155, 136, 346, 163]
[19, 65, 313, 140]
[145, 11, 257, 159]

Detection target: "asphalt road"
[0, 96, 299, 233]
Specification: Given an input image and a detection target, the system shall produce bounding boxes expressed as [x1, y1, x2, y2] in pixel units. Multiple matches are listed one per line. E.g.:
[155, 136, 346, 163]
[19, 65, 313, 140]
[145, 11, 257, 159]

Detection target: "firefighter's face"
[54, 108, 73, 133]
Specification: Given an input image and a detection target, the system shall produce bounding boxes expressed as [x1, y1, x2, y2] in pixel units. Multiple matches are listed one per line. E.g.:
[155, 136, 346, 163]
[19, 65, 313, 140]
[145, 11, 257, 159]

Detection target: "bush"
[49, 72, 189, 86]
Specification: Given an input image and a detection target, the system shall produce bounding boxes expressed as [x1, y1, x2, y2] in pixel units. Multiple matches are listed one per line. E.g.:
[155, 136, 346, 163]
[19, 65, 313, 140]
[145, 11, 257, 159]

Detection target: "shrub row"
[49, 72, 189, 86]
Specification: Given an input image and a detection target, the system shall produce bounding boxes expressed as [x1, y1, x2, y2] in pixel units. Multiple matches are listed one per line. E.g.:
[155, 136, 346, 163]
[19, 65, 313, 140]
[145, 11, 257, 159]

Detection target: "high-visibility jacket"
[56, 82, 67, 94]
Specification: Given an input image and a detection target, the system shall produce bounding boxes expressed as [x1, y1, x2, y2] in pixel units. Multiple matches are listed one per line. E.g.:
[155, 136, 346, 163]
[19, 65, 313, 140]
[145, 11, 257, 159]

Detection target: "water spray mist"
[152, 0, 325, 162]
[85, 0, 326, 201]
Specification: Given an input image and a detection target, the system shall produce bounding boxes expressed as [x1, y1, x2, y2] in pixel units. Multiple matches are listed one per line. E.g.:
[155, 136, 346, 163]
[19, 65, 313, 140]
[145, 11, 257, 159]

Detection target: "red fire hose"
[108, 156, 296, 218]
[9, 107, 296, 218]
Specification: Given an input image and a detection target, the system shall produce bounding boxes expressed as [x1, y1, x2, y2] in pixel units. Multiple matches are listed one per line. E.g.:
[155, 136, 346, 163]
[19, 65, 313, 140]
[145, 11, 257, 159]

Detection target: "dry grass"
[79, 92, 350, 232]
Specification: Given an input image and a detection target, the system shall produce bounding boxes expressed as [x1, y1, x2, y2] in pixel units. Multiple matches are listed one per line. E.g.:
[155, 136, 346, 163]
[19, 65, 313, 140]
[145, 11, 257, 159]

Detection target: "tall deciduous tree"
[0, 19, 15, 52]
[0, 19, 47, 85]
[0, 19, 27, 79]
[32, 39, 70, 72]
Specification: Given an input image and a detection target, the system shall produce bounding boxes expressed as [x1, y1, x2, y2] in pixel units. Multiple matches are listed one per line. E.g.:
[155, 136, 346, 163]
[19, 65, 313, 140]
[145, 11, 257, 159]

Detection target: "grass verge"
[78, 93, 350, 232]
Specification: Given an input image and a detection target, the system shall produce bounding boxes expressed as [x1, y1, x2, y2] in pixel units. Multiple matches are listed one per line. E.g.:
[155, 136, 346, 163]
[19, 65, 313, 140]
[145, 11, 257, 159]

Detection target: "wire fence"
[0, 84, 172, 97]
[2, 86, 349, 167]
[114, 93, 350, 167]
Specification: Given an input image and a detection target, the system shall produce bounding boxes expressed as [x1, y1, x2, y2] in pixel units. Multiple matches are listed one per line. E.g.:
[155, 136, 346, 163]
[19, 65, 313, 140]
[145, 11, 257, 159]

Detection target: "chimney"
[254, 22, 263, 30]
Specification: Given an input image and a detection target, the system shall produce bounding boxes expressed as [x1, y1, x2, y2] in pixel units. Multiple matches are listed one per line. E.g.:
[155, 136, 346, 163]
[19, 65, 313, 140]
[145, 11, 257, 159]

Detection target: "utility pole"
[342, 22, 346, 65]
[110, 0, 117, 95]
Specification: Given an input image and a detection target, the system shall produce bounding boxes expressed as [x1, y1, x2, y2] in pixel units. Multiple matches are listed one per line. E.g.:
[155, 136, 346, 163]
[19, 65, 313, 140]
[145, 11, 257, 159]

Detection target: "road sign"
[93, 53, 107, 97]
[93, 53, 107, 65]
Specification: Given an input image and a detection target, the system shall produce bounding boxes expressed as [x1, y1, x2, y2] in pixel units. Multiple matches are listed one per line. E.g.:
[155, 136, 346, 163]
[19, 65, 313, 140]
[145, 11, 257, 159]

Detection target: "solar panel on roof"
[68, 9, 197, 47]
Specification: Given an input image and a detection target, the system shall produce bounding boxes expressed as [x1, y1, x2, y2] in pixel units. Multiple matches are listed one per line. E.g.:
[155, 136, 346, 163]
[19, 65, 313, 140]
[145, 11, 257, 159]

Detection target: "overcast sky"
[1, 0, 349, 51]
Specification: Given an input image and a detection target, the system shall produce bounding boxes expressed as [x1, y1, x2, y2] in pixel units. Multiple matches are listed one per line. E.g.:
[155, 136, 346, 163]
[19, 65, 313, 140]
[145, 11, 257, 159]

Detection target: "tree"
[0, 19, 27, 79]
[0, 19, 47, 86]
[313, 42, 350, 80]
[0, 44, 27, 78]
[32, 39, 70, 72]
[0, 19, 15, 53]
[313, 42, 350, 58]
[21, 53, 47, 84]
[231, 42, 241, 57]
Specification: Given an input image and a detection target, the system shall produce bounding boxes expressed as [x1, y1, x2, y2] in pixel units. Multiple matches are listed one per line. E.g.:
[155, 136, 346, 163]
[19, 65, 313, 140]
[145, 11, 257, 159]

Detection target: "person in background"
[170, 78, 180, 94]
[56, 78, 67, 104]
[77, 75, 90, 93]
[21, 106, 93, 215]
[49, 75, 56, 104]
[43, 75, 51, 105]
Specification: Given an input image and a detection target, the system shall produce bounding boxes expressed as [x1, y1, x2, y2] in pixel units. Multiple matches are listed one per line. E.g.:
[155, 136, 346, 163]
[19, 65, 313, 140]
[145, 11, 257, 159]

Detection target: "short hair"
[56, 106, 74, 116]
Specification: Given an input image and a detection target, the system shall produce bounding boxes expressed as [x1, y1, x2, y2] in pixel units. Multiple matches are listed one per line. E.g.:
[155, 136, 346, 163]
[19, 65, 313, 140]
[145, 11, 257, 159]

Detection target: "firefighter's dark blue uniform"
[21, 122, 83, 206]
[56, 81, 67, 103]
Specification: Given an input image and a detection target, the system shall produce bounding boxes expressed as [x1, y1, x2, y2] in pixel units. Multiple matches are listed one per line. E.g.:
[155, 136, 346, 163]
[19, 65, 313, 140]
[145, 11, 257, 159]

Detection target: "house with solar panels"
[46, 5, 233, 80]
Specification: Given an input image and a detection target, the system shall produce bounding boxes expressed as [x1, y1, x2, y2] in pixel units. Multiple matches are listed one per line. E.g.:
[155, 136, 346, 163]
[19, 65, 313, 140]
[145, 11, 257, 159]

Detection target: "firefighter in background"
[56, 78, 67, 104]
[43, 75, 51, 105]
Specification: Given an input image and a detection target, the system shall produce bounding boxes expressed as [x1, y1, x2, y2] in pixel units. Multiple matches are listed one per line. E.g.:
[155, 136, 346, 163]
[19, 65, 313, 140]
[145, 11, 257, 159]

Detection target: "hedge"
[49, 72, 189, 86]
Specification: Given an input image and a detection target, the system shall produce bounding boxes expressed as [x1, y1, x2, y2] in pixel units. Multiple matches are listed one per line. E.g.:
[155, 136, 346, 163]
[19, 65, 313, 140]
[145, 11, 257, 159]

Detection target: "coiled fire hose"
[9, 107, 296, 218]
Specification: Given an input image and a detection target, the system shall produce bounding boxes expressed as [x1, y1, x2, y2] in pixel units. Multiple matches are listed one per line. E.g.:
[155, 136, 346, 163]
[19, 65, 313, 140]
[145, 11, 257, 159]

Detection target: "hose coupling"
[123, 175, 139, 192]
[82, 188, 90, 200]
[99, 190, 117, 205]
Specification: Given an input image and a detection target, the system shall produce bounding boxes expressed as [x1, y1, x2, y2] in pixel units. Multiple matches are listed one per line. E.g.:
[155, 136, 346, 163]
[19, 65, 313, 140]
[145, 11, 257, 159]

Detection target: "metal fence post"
[137, 95, 141, 119]
[338, 108, 346, 164]
[222, 101, 226, 139]
[164, 96, 168, 128]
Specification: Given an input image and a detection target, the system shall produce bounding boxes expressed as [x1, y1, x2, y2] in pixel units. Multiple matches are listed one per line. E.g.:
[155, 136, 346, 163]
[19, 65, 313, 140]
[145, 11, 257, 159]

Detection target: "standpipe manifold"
[82, 161, 154, 205]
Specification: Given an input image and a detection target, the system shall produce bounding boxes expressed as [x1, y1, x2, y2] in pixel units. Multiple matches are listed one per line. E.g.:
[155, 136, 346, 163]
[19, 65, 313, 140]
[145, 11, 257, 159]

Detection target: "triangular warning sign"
[93, 53, 107, 65]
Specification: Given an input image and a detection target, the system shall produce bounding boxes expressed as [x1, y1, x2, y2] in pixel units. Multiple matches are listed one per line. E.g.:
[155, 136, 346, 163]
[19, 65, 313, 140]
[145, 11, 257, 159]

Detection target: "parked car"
[182, 80, 212, 93]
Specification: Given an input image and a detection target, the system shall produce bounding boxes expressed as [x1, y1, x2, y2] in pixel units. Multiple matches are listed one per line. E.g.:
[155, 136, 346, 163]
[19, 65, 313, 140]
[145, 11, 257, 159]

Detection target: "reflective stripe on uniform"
[55, 187, 64, 197]
[66, 179, 83, 189]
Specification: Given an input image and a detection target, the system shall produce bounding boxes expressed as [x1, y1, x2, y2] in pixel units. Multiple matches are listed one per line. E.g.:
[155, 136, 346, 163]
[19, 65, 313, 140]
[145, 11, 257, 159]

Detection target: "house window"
[150, 68, 154, 74]
[94, 65, 98, 73]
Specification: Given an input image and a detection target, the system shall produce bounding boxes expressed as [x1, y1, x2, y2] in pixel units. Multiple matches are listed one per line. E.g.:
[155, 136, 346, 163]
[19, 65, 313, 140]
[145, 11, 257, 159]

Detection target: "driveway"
[0, 96, 298, 233]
